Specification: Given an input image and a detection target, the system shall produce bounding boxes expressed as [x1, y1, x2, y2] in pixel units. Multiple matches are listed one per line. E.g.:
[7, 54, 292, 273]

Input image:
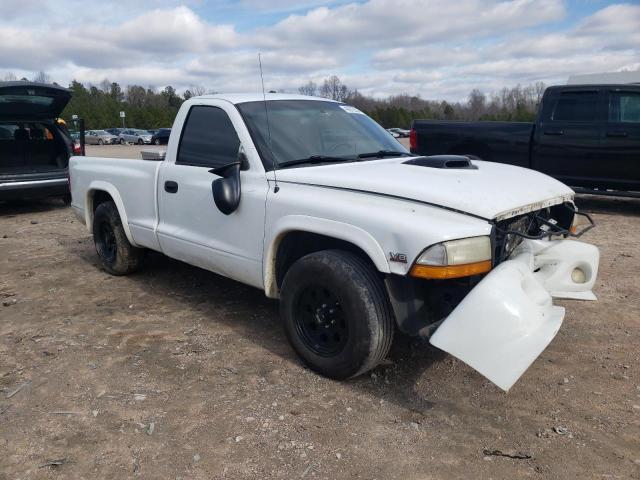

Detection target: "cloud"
[259, 0, 565, 49]
[238, 0, 344, 12]
[0, 1, 638, 101]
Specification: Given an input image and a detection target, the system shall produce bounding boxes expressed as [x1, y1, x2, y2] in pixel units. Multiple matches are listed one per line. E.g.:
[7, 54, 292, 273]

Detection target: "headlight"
[410, 236, 492, 280]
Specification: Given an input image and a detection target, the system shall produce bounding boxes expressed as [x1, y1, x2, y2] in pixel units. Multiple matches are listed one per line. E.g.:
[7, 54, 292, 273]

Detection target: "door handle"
[164, 181, 178, 193]
[606, 131, 628, 138]
[543, 129, 564, 136]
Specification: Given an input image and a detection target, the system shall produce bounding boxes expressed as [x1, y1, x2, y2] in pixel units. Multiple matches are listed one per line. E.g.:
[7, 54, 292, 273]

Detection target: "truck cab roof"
[192, 93, 339, 105]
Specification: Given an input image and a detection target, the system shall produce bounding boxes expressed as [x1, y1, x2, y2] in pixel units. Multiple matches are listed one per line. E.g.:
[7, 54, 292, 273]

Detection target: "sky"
[0, 0, 638, 101]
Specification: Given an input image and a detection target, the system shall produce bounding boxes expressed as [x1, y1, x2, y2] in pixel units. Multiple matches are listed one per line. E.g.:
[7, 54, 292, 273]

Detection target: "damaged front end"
[387, 202, 599, 391]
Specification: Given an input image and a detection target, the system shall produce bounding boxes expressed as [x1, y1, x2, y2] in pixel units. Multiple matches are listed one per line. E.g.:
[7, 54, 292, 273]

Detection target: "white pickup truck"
[70, 93, 600, 391]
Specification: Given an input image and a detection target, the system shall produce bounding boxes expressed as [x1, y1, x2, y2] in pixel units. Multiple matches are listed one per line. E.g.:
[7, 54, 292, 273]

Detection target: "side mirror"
[237, 144, 249, 171]
[209, 161, 241, 215]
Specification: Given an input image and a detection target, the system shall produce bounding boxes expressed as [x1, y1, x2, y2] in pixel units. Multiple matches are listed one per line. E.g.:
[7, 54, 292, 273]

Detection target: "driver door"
[156, 102, 269, 289]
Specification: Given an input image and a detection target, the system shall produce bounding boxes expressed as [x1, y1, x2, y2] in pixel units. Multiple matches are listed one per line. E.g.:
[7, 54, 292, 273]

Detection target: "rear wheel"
[154, 138, 161, 145]
[92, 201, 144, 275]
[280, 250, 394, 379]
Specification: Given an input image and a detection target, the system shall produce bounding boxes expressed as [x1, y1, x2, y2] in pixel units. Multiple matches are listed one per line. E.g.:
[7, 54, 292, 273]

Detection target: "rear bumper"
[0, 177, 69, 200]
[430, 239, 599, 391]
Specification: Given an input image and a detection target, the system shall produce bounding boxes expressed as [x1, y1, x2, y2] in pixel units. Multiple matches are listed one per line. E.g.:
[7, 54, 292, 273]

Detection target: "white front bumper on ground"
[429, 239, 599, 391]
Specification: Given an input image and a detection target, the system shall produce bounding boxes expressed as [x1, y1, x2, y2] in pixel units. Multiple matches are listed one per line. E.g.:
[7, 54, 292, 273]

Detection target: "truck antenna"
[259, 53, 279, 193]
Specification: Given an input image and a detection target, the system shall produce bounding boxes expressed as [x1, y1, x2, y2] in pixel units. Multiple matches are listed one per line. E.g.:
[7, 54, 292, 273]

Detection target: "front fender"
[264, 215, 390, 298]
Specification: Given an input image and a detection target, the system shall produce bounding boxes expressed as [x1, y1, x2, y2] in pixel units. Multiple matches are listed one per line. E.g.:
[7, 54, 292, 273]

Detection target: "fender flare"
[263, 215, 390, 298]
[85, 181, 137, 246]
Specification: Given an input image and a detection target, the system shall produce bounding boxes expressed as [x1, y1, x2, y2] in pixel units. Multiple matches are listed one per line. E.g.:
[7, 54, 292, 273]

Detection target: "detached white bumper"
[429, 239, 599, 391]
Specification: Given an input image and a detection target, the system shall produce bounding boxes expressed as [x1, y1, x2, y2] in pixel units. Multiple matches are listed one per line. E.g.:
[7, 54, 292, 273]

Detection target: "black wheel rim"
[98, 221, 117, 263]
[294, 286, 348, 357]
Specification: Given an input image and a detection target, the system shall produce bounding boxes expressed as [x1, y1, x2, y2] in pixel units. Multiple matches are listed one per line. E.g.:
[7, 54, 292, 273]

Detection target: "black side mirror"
[209, 162, 241, 215]
[237, 144, 249, 171]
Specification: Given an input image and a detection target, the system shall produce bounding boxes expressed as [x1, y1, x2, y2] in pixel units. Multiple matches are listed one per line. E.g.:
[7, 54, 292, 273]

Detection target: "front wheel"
[280, 250, 394, 379]
[119, 138, 125, 145]
[92, 201, 144, 275]
[97, 139, 103, 145]
[137, 139, 143, 145]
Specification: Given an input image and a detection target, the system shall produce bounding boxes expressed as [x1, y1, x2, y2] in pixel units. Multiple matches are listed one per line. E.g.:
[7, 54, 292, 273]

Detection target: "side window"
[609, 92, 640, 123]
[177, 106, 240, 168]
[550, 91, 599, 122]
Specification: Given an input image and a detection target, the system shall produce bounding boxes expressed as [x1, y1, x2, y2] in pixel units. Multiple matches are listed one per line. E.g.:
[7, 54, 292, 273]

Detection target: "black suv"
[151, 128, 171, 145]
[0, 82, 76, 201]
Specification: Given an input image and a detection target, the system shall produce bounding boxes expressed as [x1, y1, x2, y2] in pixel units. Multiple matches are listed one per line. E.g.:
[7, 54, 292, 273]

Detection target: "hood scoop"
[404, 155, 478, 170]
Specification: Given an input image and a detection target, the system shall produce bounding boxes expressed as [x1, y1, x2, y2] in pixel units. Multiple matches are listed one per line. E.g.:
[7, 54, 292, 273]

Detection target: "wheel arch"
[85, 181, 136, 245]
[264, 216, 390, 298]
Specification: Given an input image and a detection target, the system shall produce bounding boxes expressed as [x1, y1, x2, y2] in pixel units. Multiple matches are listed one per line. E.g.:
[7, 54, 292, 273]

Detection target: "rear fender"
[86, 181, 136, 246]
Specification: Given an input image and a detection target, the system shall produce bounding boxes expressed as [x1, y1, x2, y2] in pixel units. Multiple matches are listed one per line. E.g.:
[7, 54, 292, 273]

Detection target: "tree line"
[4, 71, 546, 130]
[300, 75, 546, 127]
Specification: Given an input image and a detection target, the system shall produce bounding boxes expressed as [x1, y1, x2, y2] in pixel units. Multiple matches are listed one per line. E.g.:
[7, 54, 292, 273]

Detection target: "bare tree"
[100, 79, 112, 92]
[298, 81, 318, 96]
[468, 89, 486, 120]
[33, 71, 51, 84]
[319, 76, 350, 102]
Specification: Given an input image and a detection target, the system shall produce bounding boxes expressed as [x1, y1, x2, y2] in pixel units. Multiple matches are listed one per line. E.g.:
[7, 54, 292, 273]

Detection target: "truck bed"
[69, 156, 162, 249]
[411, 120, 534, 167]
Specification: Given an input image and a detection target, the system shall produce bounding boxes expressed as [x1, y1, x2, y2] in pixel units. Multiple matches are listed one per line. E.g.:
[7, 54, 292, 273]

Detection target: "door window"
[177, 106, 240, 168]
[609, 92, 640, 123]
[550, 91, 599, 122]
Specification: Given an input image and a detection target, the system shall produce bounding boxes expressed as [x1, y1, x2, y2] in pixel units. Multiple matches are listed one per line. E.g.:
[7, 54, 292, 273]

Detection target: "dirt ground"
[1, 161, 639, 479]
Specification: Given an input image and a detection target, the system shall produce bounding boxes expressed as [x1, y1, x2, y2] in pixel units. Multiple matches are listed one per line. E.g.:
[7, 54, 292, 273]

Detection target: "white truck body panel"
[271, 157, 574, 221]
[69, 93, 600, 391]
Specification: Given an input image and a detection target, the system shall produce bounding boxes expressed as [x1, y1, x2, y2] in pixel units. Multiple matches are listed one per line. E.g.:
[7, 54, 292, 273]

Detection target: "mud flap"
[429, 254, 565, 391]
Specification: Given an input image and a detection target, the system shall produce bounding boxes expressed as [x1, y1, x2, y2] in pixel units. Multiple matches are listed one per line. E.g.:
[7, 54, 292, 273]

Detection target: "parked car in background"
[388, 127, 410, 138]
[0, 81, 77, 201]
[386, 129, 400, 138]
[118, 129, 152, 145]
[151, 128, 171, 145]
[85, 130, 117, 145]
[147, 129, 159, 136]
[410, 84, 640, 195]
[105, 127, 124, 137]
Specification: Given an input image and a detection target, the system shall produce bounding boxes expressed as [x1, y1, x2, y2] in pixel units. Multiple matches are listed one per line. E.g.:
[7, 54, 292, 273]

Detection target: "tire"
[98, 139, 103, 145]
[154, 138, 160, 145]
[119, 138, 125, 145]
[62, 194, 72, 205]
[92, 201, 144, 275]
[137, 139, 143, 145]
[280, 250, 394, 379]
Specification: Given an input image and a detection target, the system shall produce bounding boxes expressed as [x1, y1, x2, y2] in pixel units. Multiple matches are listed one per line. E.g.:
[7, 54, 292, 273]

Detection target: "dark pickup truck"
[410, 84, 640, 195]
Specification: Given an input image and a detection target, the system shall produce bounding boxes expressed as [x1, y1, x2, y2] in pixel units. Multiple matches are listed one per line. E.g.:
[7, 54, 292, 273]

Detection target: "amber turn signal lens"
[410, 260, 492, 280]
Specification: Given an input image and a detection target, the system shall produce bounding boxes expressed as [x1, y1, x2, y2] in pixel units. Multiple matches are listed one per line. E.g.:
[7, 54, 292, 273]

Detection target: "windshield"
[236, 100, 407, 169]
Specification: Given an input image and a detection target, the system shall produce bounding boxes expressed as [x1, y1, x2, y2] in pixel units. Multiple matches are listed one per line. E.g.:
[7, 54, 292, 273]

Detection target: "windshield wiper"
[357, 150, 414, 159]
[278, 155, 353, 168]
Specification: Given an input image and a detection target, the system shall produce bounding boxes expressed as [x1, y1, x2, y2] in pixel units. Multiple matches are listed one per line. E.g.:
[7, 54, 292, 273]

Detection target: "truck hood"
[273, 157, 574, 221]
